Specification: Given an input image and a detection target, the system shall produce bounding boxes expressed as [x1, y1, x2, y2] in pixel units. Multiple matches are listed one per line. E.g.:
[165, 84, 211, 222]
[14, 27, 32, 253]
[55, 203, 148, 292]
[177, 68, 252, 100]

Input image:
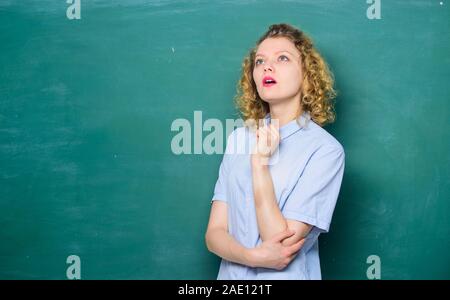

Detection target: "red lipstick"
[262, 76, 277, 87]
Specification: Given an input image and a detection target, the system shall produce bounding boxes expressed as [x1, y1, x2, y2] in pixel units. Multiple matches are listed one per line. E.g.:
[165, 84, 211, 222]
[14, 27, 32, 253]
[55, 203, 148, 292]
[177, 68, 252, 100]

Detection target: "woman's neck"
[269, 101, 303, 128]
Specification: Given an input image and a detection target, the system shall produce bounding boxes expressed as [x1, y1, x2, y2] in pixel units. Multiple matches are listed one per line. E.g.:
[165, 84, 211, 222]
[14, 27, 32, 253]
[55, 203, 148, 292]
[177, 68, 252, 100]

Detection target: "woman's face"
[252, 37, 303, 104]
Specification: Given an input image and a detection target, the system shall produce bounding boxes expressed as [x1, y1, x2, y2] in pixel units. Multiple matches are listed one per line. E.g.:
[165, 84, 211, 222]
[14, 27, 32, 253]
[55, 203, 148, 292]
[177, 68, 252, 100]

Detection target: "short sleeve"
[282, 145, 345, 233]
[210, 130, 236, 204]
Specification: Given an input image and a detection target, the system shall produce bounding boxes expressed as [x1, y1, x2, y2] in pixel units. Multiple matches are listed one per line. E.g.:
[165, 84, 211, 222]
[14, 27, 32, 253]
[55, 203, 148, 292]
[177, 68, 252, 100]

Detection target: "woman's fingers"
[261, 126, 271, 145]
[272, 120, 279, 131]
[257, 128, 271, 153]
[269, 124, 280, 141]
[260, 126, 279, 146]
[281, 233, 299, 247]
[255, 122, 281, 158]
[287, 252, 299, 264]
[287, 240, 305, 262]
[287, 238, 306, 256]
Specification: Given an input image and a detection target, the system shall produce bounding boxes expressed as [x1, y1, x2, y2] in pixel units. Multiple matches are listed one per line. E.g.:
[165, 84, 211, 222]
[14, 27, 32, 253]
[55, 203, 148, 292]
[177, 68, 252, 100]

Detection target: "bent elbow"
[205, 230, 213, 252]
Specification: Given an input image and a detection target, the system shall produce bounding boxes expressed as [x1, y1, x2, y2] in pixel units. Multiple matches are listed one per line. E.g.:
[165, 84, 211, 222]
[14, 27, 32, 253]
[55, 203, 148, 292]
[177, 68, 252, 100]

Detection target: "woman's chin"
[260, 97, 285, 105]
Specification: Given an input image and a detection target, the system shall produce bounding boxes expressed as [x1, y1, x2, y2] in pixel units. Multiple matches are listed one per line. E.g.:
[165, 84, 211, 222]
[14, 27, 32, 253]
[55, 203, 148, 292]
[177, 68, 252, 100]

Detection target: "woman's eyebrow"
[255, 50, 294, 58]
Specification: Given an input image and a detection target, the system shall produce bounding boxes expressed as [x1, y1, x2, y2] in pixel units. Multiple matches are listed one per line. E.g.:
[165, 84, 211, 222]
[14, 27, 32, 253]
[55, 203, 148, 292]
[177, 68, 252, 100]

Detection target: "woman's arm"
[205, 201, 304, 269]
[205, 201, 253, 266]
[252, 124, 312, 244]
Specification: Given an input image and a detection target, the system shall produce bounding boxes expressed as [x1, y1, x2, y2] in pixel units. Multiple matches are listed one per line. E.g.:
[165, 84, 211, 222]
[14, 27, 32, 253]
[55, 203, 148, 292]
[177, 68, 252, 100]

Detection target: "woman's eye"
[255, 55, 288, 65]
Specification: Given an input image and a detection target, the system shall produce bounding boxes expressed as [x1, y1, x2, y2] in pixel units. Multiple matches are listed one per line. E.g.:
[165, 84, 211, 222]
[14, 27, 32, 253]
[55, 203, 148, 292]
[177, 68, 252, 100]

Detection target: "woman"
[205, 23, 345, 279]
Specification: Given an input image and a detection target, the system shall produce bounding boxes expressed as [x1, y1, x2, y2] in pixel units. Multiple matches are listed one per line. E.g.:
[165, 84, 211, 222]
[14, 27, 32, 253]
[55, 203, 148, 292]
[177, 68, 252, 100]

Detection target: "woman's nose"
[264, 64, 273, 72]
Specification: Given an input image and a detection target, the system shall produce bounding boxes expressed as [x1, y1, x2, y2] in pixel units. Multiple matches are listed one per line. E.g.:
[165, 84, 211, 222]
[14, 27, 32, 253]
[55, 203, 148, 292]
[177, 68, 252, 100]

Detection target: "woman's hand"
[252, 122, 280, 162]
[247, 229, 305, 270]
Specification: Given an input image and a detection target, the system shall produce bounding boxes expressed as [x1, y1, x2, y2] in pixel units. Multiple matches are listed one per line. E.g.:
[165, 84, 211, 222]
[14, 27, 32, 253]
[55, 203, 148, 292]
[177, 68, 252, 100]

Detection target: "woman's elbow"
[205, 229, 215, 252]
[205, 231, 211, 251]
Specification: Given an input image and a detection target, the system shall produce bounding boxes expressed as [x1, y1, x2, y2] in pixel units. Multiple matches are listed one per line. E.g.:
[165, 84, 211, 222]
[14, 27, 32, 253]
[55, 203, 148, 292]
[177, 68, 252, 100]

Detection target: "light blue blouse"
[210, 111, 345, 280]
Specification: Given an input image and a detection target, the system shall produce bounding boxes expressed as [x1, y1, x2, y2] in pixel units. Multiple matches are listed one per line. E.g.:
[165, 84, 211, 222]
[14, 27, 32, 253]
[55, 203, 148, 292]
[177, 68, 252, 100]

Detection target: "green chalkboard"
[0, 0, 449, 279]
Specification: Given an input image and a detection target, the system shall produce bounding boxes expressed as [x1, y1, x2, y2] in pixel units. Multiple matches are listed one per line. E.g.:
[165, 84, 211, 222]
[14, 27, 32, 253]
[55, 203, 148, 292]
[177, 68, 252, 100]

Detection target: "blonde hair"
[234, 23, 337, 127]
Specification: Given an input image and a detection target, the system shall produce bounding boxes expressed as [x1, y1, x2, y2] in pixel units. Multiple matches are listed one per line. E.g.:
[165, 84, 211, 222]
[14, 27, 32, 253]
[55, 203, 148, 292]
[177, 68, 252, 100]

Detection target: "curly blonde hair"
[234, 23, 337, 127]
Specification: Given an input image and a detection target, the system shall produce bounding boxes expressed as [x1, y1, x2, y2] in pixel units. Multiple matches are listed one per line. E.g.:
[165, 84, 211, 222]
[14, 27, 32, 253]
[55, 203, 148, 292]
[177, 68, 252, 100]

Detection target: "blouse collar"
[263, 110, 311, 140]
